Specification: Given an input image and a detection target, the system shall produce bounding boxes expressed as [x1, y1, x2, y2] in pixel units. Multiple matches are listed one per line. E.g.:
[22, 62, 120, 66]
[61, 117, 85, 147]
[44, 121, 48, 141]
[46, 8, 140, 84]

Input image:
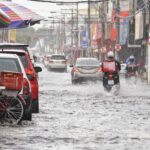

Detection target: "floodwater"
[0, 64, 150, 150]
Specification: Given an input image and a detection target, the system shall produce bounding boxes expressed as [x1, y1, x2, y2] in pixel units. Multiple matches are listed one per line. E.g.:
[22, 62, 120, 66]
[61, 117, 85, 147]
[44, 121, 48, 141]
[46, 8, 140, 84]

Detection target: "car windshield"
[51, 55, 65, 60]
[0, 58, 21, 72]
[76, 58, 100, 66]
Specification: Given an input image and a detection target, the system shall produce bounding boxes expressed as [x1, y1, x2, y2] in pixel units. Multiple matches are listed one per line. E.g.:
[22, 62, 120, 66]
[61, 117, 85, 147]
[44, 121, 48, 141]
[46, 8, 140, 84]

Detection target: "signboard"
[127, 44, 141, 48]
[115, 44, 122, 51]
[120, 0, 130, 11]
[82, 31, 88, 49]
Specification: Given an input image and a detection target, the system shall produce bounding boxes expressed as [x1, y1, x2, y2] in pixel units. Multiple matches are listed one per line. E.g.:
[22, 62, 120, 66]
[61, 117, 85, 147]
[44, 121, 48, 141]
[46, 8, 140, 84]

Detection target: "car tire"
[23, 105, 32, 121]
[32, 99, 39, 113]
[72, 79, 77, 84]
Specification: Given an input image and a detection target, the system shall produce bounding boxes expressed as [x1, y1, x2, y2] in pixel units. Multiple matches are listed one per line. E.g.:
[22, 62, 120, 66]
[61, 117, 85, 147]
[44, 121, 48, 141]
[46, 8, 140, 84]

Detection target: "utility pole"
[71, 9, 73, 47]
[117, 0, 120, 44]
[88, 0, 91, 57]
[76, 3, 79, 49]
[115, 0, 120, 60]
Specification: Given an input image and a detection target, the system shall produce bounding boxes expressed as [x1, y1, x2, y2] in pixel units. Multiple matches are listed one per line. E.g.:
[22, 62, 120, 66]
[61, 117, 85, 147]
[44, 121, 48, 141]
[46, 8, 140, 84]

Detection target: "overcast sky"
[12, 0, 64, 18]
[12, 0, 87, 18]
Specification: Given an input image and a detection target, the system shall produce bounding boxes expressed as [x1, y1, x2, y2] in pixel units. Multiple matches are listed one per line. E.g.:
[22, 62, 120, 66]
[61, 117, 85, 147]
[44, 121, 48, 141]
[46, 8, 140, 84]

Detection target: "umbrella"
[0, 1, 43, 29]
[0, 9, 11, 27]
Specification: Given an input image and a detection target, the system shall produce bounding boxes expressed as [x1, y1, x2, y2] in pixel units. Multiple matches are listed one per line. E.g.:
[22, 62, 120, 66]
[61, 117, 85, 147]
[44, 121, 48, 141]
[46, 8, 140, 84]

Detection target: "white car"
[0, 53, 32, 123]
[47, 54, 67, 71]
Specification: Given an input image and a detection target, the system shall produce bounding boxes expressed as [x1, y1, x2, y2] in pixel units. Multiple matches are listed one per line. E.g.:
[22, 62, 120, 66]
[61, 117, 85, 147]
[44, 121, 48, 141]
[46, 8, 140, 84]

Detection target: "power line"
[29, 0, 109, 3]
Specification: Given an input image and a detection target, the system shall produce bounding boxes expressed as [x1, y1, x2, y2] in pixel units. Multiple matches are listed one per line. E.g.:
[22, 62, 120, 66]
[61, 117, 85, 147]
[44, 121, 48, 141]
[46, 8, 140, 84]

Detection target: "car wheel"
[72, 79, 77, 84]
[32, 99, 39, 113]
[0, 96, 24, 125]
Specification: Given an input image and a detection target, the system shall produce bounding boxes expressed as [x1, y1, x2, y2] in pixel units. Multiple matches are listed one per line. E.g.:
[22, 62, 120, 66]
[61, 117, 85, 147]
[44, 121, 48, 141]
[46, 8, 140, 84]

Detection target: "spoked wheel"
[0, 96, 24, 125]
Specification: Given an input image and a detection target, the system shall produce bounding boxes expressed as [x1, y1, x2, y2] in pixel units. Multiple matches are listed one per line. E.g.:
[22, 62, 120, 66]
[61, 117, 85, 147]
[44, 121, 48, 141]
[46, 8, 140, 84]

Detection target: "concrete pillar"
[148, 32, 150, 83]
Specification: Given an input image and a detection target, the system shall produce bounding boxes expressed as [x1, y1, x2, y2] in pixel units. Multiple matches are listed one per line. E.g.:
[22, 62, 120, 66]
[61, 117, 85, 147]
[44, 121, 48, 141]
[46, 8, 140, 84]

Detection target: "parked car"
[71, 57, 102, 84]
[0, 53, 32, 122]
[47, 54, 67, 72]
[0, 43, 42, 113]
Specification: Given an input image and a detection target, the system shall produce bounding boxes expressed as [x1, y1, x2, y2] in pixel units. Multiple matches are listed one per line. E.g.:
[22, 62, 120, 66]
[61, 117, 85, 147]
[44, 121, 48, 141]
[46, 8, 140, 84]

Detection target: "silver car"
[47, 54, 67, 72]
[71, 57, 102, 84]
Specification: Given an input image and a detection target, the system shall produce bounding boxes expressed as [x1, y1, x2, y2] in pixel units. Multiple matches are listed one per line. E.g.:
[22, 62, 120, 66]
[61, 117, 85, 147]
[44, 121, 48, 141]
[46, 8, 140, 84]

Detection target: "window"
[0, 58, 21, 72]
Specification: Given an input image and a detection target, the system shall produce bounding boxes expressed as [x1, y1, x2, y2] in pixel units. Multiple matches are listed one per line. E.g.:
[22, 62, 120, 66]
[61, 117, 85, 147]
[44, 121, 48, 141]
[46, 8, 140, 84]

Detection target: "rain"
[0, 64, 150, 150]
[0, 0, 150, 150]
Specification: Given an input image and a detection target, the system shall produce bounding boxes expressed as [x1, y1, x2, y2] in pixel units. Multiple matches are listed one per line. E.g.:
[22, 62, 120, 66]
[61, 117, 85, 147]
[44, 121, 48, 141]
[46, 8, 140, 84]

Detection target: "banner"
[119, 18, 129, 45]
[9, 29, 16, 42]
[135, 12, 143, 40]
[82, 30, 88, 49]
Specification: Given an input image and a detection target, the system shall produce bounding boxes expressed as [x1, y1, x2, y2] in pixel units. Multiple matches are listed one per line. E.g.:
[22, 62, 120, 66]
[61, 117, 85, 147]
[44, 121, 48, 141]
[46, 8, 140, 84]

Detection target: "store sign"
[127, 44, 141, 48]
[120, 0, 130, 11]
[82, 31, 88, 49]
[135, 12, 143, 40]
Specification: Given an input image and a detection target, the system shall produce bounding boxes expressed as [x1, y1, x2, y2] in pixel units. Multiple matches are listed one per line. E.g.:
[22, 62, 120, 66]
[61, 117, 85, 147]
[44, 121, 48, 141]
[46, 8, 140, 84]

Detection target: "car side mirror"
[34, 66, 42, 73]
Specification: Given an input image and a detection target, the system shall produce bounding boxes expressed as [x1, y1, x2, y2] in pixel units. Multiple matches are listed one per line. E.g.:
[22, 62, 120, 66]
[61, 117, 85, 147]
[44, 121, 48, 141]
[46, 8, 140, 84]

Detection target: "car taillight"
[23, 78, 30, 95]
[26, 69, 36, 80]
[73, 67, 79, 72]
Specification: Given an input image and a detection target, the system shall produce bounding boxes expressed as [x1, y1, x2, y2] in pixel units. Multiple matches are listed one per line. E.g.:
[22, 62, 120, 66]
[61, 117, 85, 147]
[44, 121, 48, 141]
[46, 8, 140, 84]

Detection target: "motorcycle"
[103, 73, 120, 94]
[125, 64, 138, 84]
[0, 71, 25, 125]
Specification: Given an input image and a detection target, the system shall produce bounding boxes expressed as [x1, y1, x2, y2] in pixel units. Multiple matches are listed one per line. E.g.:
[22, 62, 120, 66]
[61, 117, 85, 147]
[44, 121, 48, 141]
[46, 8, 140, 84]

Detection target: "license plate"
[108, 80, 114, 85]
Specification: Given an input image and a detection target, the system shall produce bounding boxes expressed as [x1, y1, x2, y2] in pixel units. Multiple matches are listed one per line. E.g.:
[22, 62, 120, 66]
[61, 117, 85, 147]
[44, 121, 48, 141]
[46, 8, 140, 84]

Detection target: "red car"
[0, 43, 42, 113]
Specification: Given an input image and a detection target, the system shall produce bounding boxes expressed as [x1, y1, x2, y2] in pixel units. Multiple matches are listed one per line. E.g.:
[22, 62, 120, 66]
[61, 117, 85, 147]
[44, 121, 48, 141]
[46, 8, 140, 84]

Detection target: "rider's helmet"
[129, 55, 135, 63]
[107, 51, 114, 59]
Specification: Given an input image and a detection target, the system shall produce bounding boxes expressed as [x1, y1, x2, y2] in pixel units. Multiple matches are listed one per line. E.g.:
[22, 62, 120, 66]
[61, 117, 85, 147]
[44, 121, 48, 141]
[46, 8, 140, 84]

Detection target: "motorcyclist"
[101, 51, 121, 88]
[125, 55, 138, 77]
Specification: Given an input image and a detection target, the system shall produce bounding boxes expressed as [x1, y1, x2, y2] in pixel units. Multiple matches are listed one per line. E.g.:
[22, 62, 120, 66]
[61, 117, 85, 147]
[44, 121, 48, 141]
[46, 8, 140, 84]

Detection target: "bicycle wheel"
[0, 96, 24, 125]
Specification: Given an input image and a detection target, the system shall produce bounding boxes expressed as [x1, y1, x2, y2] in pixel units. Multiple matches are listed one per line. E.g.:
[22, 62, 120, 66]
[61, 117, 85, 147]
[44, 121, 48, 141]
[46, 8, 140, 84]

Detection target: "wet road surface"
[1, 64, 150, 150]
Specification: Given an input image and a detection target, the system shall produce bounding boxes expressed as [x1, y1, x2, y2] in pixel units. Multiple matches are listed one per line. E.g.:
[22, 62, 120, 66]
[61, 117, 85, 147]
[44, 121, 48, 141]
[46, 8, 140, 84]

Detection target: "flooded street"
[1, 64, 150, 150]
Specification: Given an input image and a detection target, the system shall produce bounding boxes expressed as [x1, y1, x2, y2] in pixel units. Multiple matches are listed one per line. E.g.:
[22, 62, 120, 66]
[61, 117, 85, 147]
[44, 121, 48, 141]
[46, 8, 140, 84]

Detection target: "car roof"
[0, 43, 28, 51]
[0, 43, 28, 46]
[0, 49, 26, 53]
[0, 53, 19, 59]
